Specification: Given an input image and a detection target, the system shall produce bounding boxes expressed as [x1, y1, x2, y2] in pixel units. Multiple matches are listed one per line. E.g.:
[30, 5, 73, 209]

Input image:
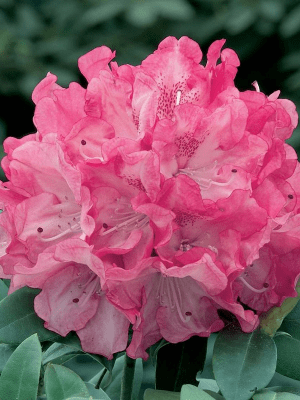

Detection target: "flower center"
[75, 271, 102, 307]
[179, 240, 192, 252]
[156, 275, 192, 323]
[100, 200, 149, 237]
[37, 206, 82, 242]
[178, 161, 236, 191]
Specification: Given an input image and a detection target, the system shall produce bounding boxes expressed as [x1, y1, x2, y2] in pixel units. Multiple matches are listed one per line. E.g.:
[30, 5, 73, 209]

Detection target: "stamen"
[288, 194, 294, 199]
[252, 81, 260, 92]
[100, 213, 149, 236]
[176, 90, 181, 106]
[39, 208, 81, 242]
[239, 276, 269, 294]
[178, 162, 235, 191]
[157, 276, 191, 323]
[80, 274, 101, 307]
[40, 224, 81, 242]
[168, 278, 191, 323]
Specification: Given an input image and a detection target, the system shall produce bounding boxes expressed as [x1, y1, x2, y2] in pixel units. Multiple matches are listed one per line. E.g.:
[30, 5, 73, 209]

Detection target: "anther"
[263, 283, 269, 288]
[185, 311, 192, 316]
[103, 223, 108, 229]
[81, 140, 87, 145]
[288, 194, 294, 199]
[72, 298, 79, 303]
[37, 227, 43, 233]
[231, 169, 237, 173]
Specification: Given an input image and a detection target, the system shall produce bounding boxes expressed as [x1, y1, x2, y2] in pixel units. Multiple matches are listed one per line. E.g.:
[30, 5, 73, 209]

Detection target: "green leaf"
[212, 325, 277, 400]
[0, 286, 58, 344]
[180, 384, 216, 399]
[274, 334, 300, 380]
[100, 355, 124, 398]
[259, 387, 300, 395]
[144, 388, 180, 400]
[132, 357, 143, 400]
[0, 343, 16, 373]
[280, 299, 300, 341]
[199, 379, 219, 393]
[76, 1, 125, 30]
[280, 4, 300, 37]
[253, 391, 300, 399]
[203, 391, 225, 400]
[156, 336, 208, 391]
[0, 334, 42, 400]
[85, 382, 111, 399]
[65, 398, 93, 400]
[43, 342, 82, 366]
[0, 279, 8, 300]
[54, 331, 115, 371]
[44, 363, 90, 400]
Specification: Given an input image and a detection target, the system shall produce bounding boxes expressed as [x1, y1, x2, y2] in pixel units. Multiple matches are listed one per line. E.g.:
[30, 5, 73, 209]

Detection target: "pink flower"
[0, 35, 299, 359]
[10, 239, 129, 359]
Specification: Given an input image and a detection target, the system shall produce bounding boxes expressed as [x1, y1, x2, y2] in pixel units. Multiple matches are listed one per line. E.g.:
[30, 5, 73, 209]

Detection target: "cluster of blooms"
[0, 36, 299, 360]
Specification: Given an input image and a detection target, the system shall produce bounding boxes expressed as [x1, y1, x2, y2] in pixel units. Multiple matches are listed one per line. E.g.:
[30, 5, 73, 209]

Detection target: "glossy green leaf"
[203, 391, 225, 400]
[0, 343, 16, 373]
[42, 342, 81, 366]
[280, 300, 300, 341]
[180, 384, 216, 399]
[65, 398, 94, 400]
[156, 336, 208, 391]
[212, 325, 277, 400]
[199, 379, 219, 393]
[253, 391, 300, 399]
[0, 334, 42, 400]
[258, 387, 300, 395]
[44, 363, 90, 400]
[132, 358, 143, 400]
[85, 382, 111, 400]
[274, 334, 300, 380]
[144, 388, 180, 400]
[0, 279, 8, 300]
[0, 286, 58, 344]
[54, 331, 115, 371]
[100, 355, 124, 399]
[65, 398, 93, 400]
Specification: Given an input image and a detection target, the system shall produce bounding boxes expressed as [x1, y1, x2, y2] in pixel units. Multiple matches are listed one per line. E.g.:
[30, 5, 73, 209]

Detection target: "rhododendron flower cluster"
[0, 36, 299, 360]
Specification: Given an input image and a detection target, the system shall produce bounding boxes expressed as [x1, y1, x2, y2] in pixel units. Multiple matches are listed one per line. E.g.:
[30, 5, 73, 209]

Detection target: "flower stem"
[120, 354, 136, 400]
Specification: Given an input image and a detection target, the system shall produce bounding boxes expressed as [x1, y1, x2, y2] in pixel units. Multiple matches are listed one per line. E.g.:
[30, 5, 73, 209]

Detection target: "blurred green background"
[1, 0, 300, 171]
